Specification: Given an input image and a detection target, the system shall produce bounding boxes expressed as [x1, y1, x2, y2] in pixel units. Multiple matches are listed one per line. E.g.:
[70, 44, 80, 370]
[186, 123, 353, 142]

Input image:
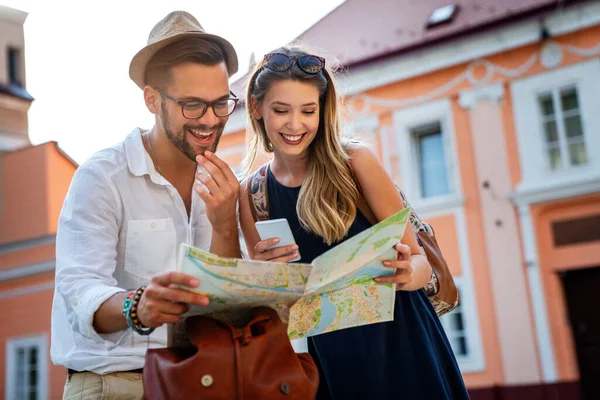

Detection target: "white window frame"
[511, 59, 600, 199]
[393, 98, 464, 214]
[5, 335, 48, 400]
[418, 206, 485, 374]
[537, 86, 587, 170]
[439, 276, 484, 372]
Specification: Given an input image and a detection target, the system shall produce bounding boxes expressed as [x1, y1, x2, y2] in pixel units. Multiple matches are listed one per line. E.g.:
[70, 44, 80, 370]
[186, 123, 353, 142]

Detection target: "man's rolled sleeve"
[54, 161, 126, 345]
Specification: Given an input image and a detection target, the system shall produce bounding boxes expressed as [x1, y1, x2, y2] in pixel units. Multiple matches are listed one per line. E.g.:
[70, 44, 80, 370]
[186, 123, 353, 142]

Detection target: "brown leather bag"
[143, 307, 319, 400]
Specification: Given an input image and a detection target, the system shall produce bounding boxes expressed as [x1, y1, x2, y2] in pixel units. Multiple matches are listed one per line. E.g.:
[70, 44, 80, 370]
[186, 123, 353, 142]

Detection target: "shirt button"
[280, 382, 291, 394]
[71, 298, 78, 307]
[201, 374, 213, 387]
[150, 222, 156, 229]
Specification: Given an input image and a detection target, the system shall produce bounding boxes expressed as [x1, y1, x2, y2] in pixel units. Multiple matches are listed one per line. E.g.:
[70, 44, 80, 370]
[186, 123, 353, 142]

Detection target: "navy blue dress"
[267, 168, 470, 400]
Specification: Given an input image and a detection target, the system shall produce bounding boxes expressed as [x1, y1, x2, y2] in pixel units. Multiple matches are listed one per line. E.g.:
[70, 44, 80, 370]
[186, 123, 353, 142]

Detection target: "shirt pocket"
[125, 218, 177, 280]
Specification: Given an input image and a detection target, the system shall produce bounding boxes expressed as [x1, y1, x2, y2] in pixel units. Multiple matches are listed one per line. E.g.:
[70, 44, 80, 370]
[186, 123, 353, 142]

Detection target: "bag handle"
[246, 163, 270, 222]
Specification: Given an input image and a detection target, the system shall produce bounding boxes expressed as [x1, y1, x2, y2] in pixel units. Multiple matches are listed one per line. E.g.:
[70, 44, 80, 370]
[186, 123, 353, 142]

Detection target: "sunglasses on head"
[261, 53, 326, 74]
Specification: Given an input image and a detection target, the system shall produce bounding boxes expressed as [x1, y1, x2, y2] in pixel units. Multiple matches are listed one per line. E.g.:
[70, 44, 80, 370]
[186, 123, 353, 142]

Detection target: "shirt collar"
[124, 128, 164, 184]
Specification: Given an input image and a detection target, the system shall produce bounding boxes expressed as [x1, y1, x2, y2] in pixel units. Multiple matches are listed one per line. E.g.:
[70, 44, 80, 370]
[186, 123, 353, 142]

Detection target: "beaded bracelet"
[123, 286, 155, 336]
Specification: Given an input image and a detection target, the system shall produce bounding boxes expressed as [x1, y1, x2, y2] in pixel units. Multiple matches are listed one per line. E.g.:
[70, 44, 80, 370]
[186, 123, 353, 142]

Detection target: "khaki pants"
[62, 371, 143, 400]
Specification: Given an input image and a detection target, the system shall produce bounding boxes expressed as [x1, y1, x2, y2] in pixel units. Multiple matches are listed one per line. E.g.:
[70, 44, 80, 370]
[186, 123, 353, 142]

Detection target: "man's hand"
[194, 151, 240, 233]
[252, 238, 299, 262]
[137, 271, 209, 328]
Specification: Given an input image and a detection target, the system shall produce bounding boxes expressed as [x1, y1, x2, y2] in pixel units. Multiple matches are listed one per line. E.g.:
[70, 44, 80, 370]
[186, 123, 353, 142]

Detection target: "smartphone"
[254, 218, 301, 262]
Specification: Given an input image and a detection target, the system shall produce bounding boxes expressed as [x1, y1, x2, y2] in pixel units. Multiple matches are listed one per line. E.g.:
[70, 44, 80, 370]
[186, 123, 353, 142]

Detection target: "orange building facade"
[219, 1, 600, 398]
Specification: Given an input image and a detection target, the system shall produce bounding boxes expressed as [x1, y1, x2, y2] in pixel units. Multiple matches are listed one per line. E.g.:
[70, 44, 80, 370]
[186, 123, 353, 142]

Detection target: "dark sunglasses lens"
[299, 56, 323, 74]
[266, 54, 292, 71]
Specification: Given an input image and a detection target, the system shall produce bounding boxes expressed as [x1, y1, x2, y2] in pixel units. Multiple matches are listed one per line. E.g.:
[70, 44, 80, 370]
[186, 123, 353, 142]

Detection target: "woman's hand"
[252, 238, 300, 262]
[374, 243, 414, 289]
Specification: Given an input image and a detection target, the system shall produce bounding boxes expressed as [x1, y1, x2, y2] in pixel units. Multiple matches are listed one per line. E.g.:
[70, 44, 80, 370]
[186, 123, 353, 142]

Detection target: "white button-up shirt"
[51, 128, 217, 374]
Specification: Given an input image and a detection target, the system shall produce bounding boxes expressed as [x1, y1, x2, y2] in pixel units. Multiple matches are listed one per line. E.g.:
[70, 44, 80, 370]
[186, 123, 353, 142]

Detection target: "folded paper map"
[177, 208, 411, 340]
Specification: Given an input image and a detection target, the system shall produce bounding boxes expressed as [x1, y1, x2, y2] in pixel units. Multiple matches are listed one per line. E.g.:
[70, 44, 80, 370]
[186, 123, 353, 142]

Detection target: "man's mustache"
[183, 124, 224, 131]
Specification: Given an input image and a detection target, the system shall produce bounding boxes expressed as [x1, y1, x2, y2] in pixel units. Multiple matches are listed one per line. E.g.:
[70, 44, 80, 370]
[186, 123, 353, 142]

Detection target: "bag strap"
[246, 163, 271, 222]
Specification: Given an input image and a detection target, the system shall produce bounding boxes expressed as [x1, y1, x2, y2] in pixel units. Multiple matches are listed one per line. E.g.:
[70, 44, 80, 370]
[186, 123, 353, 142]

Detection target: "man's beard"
[160, 102, 224, 162]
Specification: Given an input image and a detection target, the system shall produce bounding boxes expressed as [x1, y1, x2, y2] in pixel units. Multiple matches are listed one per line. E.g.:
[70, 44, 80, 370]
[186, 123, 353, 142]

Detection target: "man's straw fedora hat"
[129, 11, 238, 89]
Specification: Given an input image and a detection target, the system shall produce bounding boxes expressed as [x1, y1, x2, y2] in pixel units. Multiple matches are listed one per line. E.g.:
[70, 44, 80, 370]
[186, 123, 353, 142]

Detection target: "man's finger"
[146, 285, 209, 306]
[196, 155, 228, 189]
[196, 172, 220, 195]
[154, 313, 181, 326]
[153, 300, 189, 315]
[151, 271, 200, 288]
[204, 151, 239, 186]
[194, 184, 215, 205]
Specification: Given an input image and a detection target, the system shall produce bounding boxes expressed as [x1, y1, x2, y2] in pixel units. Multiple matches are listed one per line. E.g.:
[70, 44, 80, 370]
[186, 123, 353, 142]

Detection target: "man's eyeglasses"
[261, 53, 326, 75]
[158, 90, 239, 119]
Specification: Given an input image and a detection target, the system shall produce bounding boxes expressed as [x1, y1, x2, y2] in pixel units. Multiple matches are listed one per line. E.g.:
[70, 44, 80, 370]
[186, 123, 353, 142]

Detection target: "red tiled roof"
[296, 0, 568, 67]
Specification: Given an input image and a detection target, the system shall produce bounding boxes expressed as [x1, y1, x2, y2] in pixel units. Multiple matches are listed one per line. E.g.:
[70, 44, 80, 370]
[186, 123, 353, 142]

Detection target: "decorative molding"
[340, 1, 600, 98]
[347, 36, 600, 117]
[0, 131, 29, 152]
[0, 260, 55, 281]
[540, 42, 564, 69]
[458, 82, 505, 110]
[226, 2, 600, 127]
[0, 93, 32, 112]
[0, 281, 55, 300]
[0, 235, 56, 254]
[512, 173, 600, 207]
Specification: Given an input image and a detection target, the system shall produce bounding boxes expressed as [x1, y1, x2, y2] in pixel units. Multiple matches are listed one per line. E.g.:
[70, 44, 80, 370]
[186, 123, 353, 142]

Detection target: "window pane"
[8, 48, 22, 86]
[538, 95, 554, 116]
[417, 129, 449, 198]
[564, 115, 583, 138]
[543, 120, 558, 143]
[568, 142, 587, 166]
[548, 147, 562, 170]
[453, 336, 468, 356]
[450, 311, 464, 331]
[560, 88, 579, 112]
[16, 349, 26, 398]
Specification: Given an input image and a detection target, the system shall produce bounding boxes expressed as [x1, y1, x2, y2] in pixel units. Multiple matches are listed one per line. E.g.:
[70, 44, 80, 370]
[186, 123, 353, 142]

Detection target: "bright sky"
[2, 0, 345, 164]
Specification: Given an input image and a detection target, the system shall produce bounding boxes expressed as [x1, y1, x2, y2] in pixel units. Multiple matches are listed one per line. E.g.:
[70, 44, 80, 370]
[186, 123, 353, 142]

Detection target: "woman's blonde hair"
[243, 46, 359, 245]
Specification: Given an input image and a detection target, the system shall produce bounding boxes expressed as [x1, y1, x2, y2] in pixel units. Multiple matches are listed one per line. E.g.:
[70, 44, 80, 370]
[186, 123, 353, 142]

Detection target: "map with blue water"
[177, 208, 411, 339]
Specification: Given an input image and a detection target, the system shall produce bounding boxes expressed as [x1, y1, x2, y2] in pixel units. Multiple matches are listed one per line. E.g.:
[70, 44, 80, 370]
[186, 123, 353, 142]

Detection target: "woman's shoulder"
[344, 140, 380, 169]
